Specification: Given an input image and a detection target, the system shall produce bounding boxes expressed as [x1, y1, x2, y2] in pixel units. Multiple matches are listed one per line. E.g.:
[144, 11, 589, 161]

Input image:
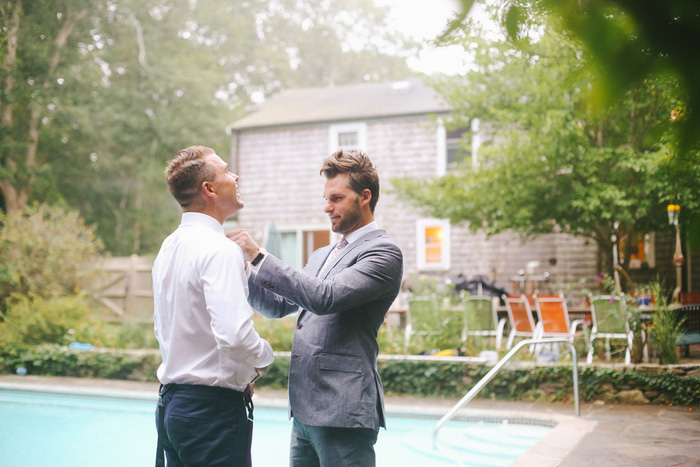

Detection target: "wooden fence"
[95, 255, 154, 323]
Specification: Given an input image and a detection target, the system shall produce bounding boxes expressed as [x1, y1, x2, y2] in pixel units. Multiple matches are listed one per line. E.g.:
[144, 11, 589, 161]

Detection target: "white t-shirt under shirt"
[153, 212, 274, 391]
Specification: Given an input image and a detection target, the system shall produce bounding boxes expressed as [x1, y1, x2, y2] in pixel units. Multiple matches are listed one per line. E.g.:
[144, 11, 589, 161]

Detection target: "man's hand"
[252, 365, 269, 382]
[247, 366, 269, 395]
[227, 229, 260, 262]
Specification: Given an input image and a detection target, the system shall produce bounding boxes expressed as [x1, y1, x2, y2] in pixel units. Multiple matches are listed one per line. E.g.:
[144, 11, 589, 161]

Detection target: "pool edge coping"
[1, 377, 592, 465]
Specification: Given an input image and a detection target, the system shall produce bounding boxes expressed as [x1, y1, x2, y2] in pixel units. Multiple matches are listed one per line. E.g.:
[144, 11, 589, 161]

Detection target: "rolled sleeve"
[202, 242, 274, 370]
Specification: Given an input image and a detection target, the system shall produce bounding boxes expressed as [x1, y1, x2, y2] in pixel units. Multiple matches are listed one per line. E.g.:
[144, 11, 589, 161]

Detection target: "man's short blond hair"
[165, 145, 216, 207]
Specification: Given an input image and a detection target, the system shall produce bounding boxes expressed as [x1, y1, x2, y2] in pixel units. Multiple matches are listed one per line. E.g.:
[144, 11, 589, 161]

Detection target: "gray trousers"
[290, 418, 379, 467]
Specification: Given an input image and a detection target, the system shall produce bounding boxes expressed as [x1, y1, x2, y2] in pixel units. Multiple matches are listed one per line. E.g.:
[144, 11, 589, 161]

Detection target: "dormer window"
[329, 122, 367, 152]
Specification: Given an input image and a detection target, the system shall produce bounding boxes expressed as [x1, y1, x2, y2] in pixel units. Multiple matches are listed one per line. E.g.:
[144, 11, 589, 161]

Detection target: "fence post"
[125, 254, 139, 319]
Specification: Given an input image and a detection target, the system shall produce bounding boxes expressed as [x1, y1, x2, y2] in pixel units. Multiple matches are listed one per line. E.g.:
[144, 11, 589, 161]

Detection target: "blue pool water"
[0, 388, 552, 466]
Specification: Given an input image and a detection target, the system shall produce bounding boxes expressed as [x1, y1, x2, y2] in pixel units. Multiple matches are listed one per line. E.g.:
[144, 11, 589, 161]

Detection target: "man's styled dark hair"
[320, 149, 380, 213]
[165, 145, 216, 207]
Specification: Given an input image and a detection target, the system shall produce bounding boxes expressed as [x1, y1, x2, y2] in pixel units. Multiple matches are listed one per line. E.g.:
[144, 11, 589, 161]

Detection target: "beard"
[331, 197, 362, 235]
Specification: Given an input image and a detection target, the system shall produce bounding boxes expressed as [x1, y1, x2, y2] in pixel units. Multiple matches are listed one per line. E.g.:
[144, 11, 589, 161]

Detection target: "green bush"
[647, 282, 683, 364]
[101, 322, 160, 350]
[0, 345, 161, 382]
[0, 203, 103, 312]
[253, 314, 296, 351]
[0, 294, 109, 348]
[2, 347, 697, 406]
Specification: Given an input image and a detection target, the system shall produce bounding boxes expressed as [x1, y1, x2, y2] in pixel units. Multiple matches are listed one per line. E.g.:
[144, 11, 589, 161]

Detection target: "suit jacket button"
[297, 323, 302, 329]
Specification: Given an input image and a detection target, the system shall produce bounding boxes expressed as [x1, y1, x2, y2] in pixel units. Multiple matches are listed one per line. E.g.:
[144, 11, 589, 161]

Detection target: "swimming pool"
[0, 387, 553, 466]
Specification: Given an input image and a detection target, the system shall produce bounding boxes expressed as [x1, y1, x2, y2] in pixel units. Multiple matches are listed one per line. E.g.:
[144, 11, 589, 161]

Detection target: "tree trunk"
[594, 227, 615, 279]
[0, 180, 28, 212]
[1, 1, 21, 126]
[0, 5, 88, 213]
[0, 2, 23, 211]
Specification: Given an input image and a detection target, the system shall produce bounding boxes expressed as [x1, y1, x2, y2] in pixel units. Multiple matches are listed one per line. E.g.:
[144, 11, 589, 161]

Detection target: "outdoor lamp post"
[667, 202, 684, 303]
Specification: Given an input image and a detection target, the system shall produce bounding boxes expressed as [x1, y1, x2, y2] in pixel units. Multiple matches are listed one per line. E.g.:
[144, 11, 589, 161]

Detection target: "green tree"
[450, 0, 700, 161]
[2, 0, 414, 254]
[0, 0, 98, 212]
[393, 24, 699, 288]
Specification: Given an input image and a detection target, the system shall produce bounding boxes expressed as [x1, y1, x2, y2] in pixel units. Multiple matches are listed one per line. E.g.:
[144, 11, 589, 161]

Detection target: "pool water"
[0, 388, 552, 466]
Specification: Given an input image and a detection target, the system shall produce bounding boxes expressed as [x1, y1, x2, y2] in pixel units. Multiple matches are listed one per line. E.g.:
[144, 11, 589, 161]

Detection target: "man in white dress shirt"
[152, 145, 274, 467]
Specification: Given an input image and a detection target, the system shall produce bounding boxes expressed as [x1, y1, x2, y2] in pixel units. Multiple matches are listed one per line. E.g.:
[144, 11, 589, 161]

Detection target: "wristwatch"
[251, 248, 268, 267]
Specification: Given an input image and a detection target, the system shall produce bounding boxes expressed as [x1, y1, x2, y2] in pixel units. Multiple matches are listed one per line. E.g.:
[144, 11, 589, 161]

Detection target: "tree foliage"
[449, 0, 700, 162]
[0, 0, 414, 254]
[0, 203, 102, 310]
[0, 0, 98, 212]
[394, 20, 699, 283]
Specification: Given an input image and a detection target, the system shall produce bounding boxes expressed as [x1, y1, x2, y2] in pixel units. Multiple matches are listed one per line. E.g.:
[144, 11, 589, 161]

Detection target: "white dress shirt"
[153, 212, 274, 391]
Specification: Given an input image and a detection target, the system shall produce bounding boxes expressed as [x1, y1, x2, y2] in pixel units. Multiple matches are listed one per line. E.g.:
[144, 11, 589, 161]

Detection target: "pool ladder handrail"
[432, 337, 580, 460]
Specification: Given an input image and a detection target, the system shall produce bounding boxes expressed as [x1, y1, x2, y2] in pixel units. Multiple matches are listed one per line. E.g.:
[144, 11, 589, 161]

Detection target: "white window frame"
[437, 118, 480, 176]
[329, 122, 367, 153]
[416, 218, 451, 271]
[436, 120, 447, 176]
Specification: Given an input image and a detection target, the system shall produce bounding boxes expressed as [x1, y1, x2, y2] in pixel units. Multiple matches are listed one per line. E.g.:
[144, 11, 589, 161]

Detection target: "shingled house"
[226, 78, 601, 299]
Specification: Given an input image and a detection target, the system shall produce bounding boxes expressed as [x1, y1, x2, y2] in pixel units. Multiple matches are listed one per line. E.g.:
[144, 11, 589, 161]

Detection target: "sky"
[374, 0, 481, 75]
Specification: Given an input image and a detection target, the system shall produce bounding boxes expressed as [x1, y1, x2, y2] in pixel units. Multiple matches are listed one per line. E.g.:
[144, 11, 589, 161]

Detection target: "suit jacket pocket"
[317, 353, 362, 373]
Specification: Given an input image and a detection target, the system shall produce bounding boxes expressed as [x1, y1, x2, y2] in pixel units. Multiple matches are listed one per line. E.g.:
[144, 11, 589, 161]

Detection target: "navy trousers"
[156, 384, 251, 467]
[290, 418, 378, 467]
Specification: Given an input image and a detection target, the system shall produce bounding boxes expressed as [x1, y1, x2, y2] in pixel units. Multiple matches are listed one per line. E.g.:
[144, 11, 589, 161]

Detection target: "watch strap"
[251, 248, 267, 267]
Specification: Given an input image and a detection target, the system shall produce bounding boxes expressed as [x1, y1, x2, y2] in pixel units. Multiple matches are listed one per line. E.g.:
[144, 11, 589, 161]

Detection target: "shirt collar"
[180, 212, 224, 235]
[344, 221, 379, 245]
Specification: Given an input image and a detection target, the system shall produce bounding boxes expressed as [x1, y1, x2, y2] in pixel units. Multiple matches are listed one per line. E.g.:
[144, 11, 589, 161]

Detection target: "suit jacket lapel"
[318, 229, 386, 279]
[310, 245, 333, 277]
[300, 230, 387, 321]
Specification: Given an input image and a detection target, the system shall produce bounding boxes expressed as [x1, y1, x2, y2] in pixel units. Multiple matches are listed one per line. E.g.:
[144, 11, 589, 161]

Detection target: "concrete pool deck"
[1, 375, 699, 466]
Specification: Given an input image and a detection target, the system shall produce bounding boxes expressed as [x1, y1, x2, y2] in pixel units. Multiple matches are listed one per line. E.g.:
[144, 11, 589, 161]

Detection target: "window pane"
[425, 227, 444, 263]
[279, 232, 298, 268]
[338, 131, 358, 147]
[446, 127, 470, 167]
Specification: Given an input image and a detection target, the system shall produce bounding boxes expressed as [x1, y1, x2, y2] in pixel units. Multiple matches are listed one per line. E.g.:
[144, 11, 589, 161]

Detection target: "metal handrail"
[432, 337, 580, 459]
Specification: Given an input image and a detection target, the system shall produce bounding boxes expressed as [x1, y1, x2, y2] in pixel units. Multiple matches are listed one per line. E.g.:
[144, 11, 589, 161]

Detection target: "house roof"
[227, 78, 451, 131]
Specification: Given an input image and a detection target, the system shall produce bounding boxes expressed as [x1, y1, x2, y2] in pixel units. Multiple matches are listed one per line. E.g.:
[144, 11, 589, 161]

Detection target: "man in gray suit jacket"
[229, 149, 403, 466]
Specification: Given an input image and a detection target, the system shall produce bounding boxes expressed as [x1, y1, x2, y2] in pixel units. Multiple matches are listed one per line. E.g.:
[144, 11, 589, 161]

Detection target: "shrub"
[1, 347, 698, 406]
[101, 322, 160, 350]
[253, 314, 296, 351]
[0, 203, 103, 313]
[647, 283, 683, 364]
[0, 294, 108, 348]
[0, 344, 161, 382]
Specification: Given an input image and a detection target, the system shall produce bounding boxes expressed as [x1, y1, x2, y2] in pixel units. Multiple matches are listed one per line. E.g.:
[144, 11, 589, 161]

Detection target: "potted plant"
[647, 282, 684, 364]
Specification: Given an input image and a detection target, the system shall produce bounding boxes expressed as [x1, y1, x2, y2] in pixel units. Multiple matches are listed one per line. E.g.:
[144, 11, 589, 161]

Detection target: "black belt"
[155, 384, 254, 467]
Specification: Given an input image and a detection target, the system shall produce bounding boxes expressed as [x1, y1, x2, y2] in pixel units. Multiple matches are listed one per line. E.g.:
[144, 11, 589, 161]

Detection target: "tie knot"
[336, 237, 348, 250]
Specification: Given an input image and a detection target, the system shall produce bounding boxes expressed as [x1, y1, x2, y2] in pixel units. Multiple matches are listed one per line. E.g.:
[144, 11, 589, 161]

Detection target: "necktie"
[320, 237, 348, 274]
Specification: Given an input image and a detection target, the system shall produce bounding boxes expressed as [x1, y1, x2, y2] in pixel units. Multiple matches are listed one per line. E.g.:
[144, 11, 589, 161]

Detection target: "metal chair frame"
[533, 293, 587, 348]
[502, 294, 537, 350]
[587, 294, 633, 364]
[463, 295, 506, 350]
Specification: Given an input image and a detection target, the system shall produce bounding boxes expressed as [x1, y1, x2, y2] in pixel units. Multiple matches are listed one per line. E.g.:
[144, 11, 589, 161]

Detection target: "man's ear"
[201, 180, 216, 200]
[360, 188, 372, 207]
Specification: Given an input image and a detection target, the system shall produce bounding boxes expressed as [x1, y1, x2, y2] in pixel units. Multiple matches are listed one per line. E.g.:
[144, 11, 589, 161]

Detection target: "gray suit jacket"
[248, 229, 403, 431]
